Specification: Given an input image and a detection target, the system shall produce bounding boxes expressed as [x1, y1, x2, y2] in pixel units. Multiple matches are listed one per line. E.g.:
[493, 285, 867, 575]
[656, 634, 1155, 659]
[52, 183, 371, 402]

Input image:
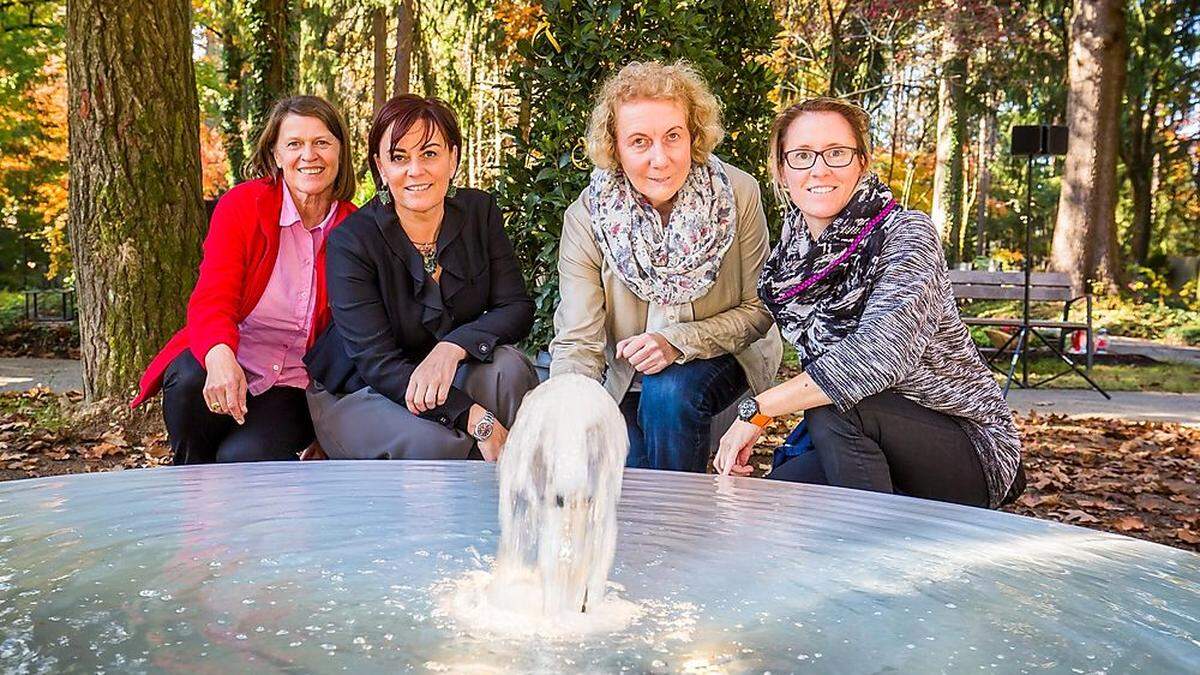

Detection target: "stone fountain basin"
[0, 462, 1197, 672]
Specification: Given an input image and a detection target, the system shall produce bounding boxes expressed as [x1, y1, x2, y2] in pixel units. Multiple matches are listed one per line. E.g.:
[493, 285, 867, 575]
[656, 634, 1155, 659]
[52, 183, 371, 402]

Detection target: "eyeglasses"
[782, 146, 860, 171]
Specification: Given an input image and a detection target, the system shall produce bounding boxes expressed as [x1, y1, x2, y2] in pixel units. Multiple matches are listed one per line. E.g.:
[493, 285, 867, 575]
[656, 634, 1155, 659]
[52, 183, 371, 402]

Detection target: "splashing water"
[495, 374, 629, 614]
[437, 374, 637, 636]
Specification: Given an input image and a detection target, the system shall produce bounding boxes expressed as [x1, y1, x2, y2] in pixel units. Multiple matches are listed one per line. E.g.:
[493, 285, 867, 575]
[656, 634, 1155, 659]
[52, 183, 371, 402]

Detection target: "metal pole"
[1022, 154, 1034, 387]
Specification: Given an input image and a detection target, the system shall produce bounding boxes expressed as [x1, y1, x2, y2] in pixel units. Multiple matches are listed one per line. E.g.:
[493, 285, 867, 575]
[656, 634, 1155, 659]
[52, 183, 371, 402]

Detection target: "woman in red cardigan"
[132, 96, 357, 464]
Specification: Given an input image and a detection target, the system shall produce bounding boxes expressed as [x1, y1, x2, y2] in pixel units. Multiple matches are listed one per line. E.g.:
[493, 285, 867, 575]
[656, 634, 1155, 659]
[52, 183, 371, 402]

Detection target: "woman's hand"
[616, 332, 681, 375]
[299, 441, 328, 461]
[468, 404, 509, 462]
[714, 419, 763, 476]
[203, 344, 247, 424]
[406, 341, 468, 414]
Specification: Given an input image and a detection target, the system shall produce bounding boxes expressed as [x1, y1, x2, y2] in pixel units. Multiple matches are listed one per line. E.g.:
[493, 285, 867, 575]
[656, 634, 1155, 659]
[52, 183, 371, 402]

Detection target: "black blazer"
[305, 188, 534, 427]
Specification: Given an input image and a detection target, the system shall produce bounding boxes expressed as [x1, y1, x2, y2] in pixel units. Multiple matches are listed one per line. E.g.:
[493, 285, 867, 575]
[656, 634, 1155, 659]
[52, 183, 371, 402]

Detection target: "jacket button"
[479, 343, 489, 353]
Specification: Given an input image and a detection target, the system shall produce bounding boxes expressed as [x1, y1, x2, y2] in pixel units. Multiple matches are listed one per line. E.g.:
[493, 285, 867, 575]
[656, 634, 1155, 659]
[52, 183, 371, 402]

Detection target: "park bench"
[950, 269, 1098, 390]
[22, 288, 76, 324]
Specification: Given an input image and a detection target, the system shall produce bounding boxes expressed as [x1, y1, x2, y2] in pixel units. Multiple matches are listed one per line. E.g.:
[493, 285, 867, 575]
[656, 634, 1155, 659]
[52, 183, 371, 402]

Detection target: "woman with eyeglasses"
[714, 97, 1024, 509]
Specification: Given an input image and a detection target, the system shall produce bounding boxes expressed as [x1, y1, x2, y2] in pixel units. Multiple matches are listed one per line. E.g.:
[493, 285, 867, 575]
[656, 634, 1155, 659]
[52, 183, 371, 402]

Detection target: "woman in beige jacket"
[549, 60, 782, 472]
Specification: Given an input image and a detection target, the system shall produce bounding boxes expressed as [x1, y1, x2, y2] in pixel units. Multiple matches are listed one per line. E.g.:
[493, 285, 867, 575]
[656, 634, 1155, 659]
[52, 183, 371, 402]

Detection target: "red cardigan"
[131, 177, 356, 407]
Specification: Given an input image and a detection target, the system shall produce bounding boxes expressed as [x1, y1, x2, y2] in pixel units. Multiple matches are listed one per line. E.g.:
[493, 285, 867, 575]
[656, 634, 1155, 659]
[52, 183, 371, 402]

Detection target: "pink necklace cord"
[773, 199, 899, 304]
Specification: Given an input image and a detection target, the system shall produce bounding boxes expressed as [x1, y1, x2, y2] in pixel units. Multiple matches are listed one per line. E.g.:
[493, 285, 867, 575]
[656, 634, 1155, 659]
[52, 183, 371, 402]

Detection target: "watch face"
[474, 419, 494, 441]
[737, 398, 758, 420]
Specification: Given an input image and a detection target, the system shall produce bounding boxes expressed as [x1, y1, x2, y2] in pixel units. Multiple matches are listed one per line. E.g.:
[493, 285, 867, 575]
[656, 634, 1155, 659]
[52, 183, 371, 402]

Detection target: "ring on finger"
[210, 401, 222, 412]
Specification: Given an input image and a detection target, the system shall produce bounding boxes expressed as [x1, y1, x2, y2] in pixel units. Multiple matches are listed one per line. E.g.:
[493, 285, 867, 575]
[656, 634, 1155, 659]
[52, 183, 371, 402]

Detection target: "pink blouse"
[236, 185, 336, 396]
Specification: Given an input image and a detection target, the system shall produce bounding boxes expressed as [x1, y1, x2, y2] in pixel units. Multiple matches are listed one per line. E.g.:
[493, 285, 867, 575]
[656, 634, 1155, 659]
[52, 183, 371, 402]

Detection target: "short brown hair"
[366, 94, 463, 187]
[767, 97, 872, 200]
[246, 95, 356, 202]
[585, 60, 724, 170]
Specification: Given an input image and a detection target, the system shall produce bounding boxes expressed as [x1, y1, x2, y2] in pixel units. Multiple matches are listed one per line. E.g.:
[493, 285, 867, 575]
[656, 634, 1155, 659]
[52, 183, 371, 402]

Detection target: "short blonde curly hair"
[585, 60, 725, 170]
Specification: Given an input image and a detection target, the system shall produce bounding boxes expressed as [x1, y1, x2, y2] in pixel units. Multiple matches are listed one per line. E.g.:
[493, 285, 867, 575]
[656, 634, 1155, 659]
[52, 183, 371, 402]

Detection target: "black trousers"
[162, 351, 312, 465]
[769, 391, 990, 507]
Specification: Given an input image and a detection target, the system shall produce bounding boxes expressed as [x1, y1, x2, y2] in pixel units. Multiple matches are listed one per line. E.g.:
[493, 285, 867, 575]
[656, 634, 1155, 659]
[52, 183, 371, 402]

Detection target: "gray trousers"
[307, 345, 540, 460]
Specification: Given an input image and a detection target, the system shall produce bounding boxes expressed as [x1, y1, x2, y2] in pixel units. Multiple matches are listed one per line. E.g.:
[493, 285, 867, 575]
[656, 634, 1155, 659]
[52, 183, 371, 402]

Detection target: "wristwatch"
[737, 397, 773, 428]
[472, 410, 496, 442]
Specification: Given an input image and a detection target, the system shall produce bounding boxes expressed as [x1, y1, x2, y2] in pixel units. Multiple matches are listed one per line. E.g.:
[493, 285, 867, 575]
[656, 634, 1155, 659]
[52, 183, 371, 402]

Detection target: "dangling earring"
[446, 174, 458, 200]
[377, 179, 391, 205]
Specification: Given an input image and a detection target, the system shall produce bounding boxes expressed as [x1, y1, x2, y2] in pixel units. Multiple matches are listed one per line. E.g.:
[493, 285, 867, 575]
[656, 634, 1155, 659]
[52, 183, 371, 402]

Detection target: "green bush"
[495, 0, 780, 349]
[0, 290, 22, 326]
[1166, 323, 1200, 347]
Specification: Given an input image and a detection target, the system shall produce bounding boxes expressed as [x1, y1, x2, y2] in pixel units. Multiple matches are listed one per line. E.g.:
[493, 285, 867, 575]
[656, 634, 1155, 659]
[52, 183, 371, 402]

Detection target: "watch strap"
[748, 412, 773, 428]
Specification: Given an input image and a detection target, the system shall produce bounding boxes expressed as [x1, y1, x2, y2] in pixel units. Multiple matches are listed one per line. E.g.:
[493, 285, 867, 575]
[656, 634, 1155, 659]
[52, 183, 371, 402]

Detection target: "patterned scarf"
[757, 172, 898, 365]
[587, 156, 737, 305]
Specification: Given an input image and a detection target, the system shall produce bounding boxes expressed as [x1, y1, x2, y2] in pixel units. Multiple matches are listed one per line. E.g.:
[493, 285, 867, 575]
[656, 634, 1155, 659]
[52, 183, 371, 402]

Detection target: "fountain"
[0, 388, 1198, 670]
[437, 374, 640, 637]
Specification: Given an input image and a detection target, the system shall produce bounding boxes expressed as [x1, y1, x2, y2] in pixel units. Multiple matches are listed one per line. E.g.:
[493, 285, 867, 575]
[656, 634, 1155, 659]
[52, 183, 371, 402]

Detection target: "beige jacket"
[549, 159, 783, 402]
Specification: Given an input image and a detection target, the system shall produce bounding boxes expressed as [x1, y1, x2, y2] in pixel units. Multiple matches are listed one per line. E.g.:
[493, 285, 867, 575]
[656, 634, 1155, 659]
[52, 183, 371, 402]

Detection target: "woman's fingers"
[436, 378, 451, 406]
[642, 358, 669, 375]
[236, 376, 248, 420]
[714, 439, 731, 474]
[627, 341, 660, 370]
[415, 381, 432, 412]
[405, 378, 420, 414]
[614, 337, 631, 359]
[619, 335, 650, 362]
[216, 383, 238, 422]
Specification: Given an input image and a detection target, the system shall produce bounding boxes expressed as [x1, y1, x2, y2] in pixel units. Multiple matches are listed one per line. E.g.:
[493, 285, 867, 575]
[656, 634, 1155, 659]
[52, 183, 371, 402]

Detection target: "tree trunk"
[414, 1, 436, 97]
[1051, 0, 1127, 295]
[1129, 165, 1154, 265]
[372, 7, 388, 115]
[931, 1, 968, 264]
[66, 0, 206, 400]
[219, 0, 245, 181]
[245, 0, 296, 137]
[1122, 74, 1159, 267]
[973, 107, 996, 258]
[394, 0, 414, 95]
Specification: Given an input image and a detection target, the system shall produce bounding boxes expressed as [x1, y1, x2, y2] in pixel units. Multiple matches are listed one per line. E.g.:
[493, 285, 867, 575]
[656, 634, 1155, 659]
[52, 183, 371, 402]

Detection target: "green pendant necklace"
[413, 240, 438, 276]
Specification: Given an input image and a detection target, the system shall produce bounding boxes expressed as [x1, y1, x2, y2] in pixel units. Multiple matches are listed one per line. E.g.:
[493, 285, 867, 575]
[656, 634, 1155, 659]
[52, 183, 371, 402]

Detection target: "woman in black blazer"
[305, 95, 537, 461]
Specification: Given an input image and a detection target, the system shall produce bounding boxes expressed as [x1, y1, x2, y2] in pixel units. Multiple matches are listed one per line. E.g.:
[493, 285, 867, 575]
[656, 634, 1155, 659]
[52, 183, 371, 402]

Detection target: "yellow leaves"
[532, 19, 561, 54]
[200, 120, 230, 198]
[1, 53, 69, 279]
[494, 0, 545, 52]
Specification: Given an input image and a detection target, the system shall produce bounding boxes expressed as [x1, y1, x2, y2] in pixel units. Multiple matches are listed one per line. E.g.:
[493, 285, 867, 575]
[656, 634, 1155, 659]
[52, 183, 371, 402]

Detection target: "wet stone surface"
[0, 462, 1197, 672]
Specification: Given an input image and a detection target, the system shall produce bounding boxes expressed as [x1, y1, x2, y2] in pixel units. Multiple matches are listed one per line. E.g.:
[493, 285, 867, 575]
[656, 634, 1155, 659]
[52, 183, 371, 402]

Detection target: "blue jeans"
[619, 354, 747, 473]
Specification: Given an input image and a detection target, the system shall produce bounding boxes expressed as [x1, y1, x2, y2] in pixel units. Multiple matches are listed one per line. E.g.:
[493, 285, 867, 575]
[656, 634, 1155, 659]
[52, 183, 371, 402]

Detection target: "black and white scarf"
[757, 173, 898, 365]
[587, 156, 737, 305]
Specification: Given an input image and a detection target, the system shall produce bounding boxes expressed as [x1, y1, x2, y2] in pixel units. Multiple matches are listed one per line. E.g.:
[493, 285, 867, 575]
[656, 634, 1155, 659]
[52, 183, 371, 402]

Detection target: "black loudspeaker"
[1011, 124, 1068, 156]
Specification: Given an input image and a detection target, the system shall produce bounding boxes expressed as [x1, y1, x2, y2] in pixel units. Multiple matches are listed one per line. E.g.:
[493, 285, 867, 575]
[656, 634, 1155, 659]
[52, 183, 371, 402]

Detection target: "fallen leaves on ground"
[0, 387, 169, 481]
[1, 387, 1197, 552]
[747, 410, 1200, 553]
[1003, 411, 1200, 552]
[0, 321, 80, 359]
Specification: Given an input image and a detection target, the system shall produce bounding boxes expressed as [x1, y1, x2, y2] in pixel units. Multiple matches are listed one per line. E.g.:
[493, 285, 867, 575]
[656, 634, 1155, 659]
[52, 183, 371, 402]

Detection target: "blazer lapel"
[436, 198, 468, 305]
[371, 199, 447, 336]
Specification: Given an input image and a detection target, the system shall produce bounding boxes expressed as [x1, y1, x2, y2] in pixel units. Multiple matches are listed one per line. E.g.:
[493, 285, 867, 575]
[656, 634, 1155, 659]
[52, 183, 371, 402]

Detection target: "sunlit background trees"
[1, 0, 1196, 395]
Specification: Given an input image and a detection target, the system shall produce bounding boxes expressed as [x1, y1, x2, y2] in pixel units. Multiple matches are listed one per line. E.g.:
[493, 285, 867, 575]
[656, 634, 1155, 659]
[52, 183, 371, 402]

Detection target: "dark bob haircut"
[367, 94, 463, 188]
[245, 95, 357, 202]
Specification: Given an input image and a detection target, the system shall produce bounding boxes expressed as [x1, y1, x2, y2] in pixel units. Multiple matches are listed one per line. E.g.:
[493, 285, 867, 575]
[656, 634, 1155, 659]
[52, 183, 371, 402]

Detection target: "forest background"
[0, 0, 1197, 399]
